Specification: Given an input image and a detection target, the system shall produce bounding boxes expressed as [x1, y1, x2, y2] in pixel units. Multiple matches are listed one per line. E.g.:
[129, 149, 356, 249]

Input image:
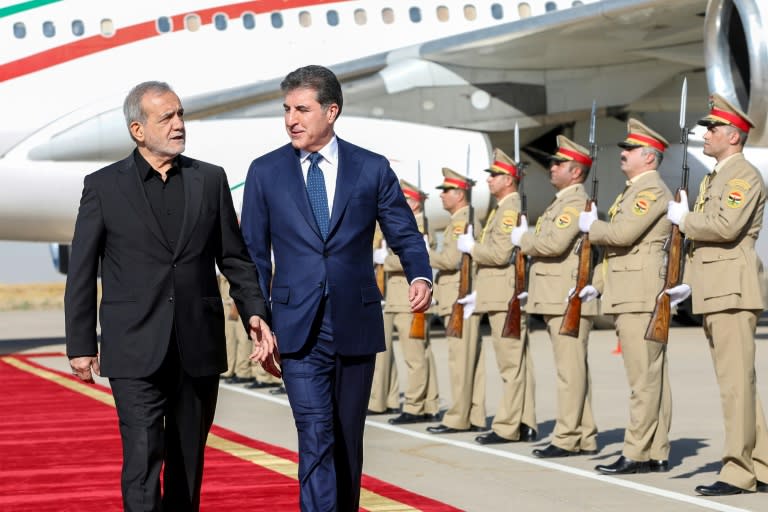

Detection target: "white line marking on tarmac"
[222, 384, 751, 512]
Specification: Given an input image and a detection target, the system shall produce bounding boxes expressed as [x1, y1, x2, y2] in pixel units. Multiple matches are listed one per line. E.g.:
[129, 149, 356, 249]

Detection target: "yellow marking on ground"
[2, 355, 423, 511]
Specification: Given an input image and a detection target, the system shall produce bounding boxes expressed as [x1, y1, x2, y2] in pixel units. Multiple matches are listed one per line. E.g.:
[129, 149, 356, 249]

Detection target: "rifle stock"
[445, 247, 471, 338]
[501, 246, 525, 338]
[559, 200, 593, 337]
[409, 311, 427, 339]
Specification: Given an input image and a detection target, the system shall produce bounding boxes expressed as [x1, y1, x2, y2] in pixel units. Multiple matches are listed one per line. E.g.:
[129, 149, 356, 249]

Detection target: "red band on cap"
[491, 160, 518, 177]
[403, 188, 421, 200]
[625, 133, 666, 152]
[710, 107, 751, 132]
[444, 177, 469, 189]
[555, 148, 593, 166]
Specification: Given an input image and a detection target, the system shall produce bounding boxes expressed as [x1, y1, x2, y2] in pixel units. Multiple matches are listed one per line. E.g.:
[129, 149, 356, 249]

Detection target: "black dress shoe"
[475, 431, 513, 445]
[533, 444, 578, 458]
[757, 480, 768, 493]
[226, 375, 254, 384]
[695, 481, 749, 496]
[367, 407, 400, 415]
[388, 412, 438, 425]
[649, 459, 669, 473]
[426, 424, 461, 434]
[580, 448, 599, 455]
[269, 385, 287, 395]
[519, 423, 537, 442]
[245, 380, 281, 389]
[595, 455, 650, 475]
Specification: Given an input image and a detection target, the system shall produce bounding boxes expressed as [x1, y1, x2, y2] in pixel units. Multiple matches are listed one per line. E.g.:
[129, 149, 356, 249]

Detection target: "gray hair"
[123, 81, 174, 129]
[641, 146, 664, 167]
[280, 65, 343, 117]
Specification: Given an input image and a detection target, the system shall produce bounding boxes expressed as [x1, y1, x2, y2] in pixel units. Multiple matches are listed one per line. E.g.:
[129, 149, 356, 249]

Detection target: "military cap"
[697, 92, 754, 133]
[550, 135, 592, 167]
[400, 179, 427, 201]
[485, 148, 519, 178]
[436, 167, 475, 190]
[618, 118, 669, 153]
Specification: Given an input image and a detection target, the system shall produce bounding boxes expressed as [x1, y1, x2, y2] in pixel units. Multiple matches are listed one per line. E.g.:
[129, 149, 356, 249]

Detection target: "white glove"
[517, 291, 528, 308]
[457, 225, 475, 254]
[665, 283, 692, 307]
[510, 214, 529, 247]
[457, 291, 477, 319]
[423, 234, 430, 252]
[567, 285, 599, 303]
[578, 204, 598, 233]
[667, 190, 689, 226]
[373, 240, 388, 265]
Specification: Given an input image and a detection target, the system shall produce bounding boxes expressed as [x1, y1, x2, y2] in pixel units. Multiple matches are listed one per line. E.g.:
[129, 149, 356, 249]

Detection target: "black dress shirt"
[134, 150, 185, 251]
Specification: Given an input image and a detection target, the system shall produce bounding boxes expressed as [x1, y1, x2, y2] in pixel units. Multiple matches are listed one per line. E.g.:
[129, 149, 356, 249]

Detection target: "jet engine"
[704, 0, 768, 145]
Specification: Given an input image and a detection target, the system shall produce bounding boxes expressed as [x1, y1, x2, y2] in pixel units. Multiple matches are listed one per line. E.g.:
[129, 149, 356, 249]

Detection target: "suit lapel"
[174, 157, 203, 258]
[282, 146, 323, 240]
[117, 156, 172, 252]
[328, 139, 362, 237]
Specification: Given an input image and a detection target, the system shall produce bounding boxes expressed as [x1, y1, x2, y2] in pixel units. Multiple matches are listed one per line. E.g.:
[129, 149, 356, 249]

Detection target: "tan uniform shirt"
[590, 170, 672, 314]
[430, 206, 473, 317]
[472, 193, 519, 313]
[682, 152, 767, 313]
[520, 183, 597, 316]
[383, 213, 434, 313]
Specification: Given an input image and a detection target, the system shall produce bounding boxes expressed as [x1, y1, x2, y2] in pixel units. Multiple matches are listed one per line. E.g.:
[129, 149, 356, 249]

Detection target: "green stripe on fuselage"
[0, 0, 63, 19]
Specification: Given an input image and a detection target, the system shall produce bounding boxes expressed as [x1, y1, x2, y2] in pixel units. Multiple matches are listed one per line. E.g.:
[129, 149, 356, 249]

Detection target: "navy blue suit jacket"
[241, 138, 431, 356]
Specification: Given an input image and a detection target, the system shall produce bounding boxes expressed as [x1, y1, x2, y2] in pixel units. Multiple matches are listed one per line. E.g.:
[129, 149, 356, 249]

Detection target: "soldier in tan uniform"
[427, 169, 488, 434]
[368, 223, 401, 415]
[455, 149, 537, 444]
[511, 136, 598, 456]
[372, 180, 441, 424]
[667, 94, 768, 496]
[580, 119, 673, 475]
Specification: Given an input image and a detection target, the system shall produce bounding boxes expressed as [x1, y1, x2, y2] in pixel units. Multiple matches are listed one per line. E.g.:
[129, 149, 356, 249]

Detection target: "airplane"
[2, 0, 768, 294]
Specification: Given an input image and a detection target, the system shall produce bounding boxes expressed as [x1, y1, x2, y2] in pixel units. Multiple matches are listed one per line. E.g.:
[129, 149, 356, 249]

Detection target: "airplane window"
[214, 13, 228, 30]
[518, 3, 532, 18]
[491, 3, 503, 19]
[545, 1, 558, 11]
[100, 18, 115, 37]
[242, 12, 255, 30]
[157, 16, 171, 33]
[13, 22, 26, 39]
[382, 8, 394, 24]
[185, 14, 201, 32]
[572, 0, 584, 5]
[299, 11, 312, 27]
[463, 5, 477, 21]
[72, 20, 85, 37]
[409, 7, 422, 23]
[271, 12, 284, 28]
[327, 10, 339, 26]
[354, 9, 367, 25]
[43, 21, 55, 38]
[437, 6, 450, 21]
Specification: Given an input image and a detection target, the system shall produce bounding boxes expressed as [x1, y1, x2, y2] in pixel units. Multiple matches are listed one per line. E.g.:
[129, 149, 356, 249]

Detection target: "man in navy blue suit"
[241, 65, 432, 511]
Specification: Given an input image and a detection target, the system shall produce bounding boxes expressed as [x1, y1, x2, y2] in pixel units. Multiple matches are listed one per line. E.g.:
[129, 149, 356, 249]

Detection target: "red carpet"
[0, 355, 460, 511]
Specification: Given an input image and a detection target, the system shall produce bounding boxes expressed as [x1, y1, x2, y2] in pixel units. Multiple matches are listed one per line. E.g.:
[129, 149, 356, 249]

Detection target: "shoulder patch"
[727, 178, 751, 191]
[636, 190, 658, 201]
[555, 213, 572, 228]
[501, 211, 518, 233]
[725, 189, 746, 209]
[562, 206, 580, 217]
[452, 221, 467, 238]
[632, 198, 651, 216]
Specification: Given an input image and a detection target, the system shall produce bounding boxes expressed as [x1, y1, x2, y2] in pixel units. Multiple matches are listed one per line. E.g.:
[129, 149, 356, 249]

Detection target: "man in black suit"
[65, 81, 274, 512]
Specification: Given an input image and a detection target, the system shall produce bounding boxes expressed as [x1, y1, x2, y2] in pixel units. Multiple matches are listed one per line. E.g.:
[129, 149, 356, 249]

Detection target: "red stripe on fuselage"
[1, 0, 347, 81]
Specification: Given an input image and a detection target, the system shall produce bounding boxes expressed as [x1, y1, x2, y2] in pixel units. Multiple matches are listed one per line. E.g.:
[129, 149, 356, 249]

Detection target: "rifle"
[502, 123, 527, 338]
[645, 78, 689, 344]
[410, 162, 428, 340]
[560, 101, 599, 337]
[445, 147, 474, 338]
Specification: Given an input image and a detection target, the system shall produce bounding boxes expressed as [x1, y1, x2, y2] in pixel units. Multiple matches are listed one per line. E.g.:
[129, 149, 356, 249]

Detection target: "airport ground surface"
[3, 309, 768, 511]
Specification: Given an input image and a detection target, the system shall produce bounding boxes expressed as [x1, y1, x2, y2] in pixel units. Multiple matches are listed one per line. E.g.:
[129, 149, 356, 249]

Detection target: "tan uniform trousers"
[704, 309, 768, 490]
[442, 314, 487, 430]
[225, 317, 252, 379]
[614, 313, 672, 461]
[487, 312, 536, 440]
[369, 312, 402, 412]
[544, 316, 597, 452]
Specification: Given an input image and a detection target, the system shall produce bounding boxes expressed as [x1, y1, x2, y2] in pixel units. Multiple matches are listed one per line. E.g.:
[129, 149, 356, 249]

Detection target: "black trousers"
[110, 337, 219, 512]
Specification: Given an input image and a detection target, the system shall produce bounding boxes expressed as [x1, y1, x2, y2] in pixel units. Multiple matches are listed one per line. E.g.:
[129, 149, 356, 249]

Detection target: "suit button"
[318, 282, 323, 288]
[169, 296, 174, 303]
[323, 251, 329, 258]
[172, 264, 177, 268]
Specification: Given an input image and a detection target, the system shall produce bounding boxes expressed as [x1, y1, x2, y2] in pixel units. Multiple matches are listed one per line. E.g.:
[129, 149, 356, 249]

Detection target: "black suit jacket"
[65, 152, 269, 378]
